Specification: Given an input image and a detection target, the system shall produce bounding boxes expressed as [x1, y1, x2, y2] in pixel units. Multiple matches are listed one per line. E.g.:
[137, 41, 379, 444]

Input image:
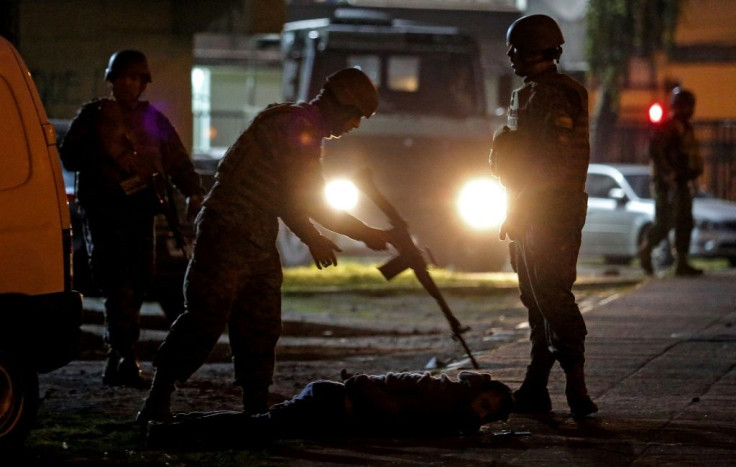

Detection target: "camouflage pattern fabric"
[647, 118, 701, 255]
[154, 208, 283, 401]
[60, 98, 203, 356]
[501, 66, 590, 369]
[152, 103, 330, 411]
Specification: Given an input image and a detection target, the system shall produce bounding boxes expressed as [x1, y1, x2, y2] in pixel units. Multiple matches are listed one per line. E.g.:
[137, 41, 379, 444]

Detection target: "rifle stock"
[377, 254, 410, 281]
[353, 168, 479, 369]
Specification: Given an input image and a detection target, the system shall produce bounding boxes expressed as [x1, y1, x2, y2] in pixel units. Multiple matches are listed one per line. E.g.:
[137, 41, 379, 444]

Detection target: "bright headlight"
[457, 178, 507, 230]
[324, 178, 359, 211]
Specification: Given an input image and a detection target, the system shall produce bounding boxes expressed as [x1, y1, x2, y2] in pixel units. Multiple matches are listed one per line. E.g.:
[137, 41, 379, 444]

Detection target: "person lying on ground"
[146, 371, 514, 448]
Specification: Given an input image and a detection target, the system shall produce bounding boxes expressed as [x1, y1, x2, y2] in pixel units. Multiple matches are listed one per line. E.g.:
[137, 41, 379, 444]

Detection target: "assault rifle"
[151, 172, 190, 261]
[353, 168, 480, 369]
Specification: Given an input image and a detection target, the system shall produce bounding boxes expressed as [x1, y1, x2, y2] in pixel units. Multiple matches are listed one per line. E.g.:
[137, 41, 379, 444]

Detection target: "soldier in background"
[60, 50, 205, 388]
[489, 15, 597, 418]
[137, 68, 392, 424]
[638, 88, 704, 277]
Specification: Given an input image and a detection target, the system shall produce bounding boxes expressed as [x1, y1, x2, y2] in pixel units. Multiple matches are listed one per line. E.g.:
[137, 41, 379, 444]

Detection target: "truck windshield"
[325, 51, 485, 118]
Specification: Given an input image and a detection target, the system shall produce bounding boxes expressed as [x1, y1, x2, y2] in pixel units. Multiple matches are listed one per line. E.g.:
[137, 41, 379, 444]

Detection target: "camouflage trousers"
[153, 209, 283, 403]
[84, 212, 154, 357]
[513, 220, 588, 370]
[647, 183, 695, 255]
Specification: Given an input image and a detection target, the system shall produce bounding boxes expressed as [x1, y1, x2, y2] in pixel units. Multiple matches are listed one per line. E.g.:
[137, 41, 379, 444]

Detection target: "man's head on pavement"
[459, 372, 514, 424]
[316, 67, 379, 138]
[105, 50, 151, 107]
[505, 14, 564, 78]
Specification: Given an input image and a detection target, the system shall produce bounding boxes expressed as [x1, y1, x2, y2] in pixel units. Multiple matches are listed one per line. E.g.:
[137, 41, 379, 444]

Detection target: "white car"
[581, 163, 736, 267]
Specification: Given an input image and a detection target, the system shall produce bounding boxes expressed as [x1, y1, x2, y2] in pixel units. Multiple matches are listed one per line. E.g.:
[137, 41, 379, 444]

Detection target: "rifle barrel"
[355, 167, 479, 369]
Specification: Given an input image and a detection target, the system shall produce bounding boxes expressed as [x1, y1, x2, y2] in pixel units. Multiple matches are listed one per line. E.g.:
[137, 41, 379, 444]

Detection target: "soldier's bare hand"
[308, 235, 342, 269]
[362, 228, 392, 251]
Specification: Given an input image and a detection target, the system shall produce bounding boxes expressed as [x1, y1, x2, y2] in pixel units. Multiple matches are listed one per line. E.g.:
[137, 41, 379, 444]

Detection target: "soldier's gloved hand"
[361, 228, 392, 251]
[308, 235, 342, 269]
[186, 194, 204, 221]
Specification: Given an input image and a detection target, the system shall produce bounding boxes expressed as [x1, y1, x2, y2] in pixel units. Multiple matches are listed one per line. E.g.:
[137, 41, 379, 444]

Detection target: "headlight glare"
[324, 178, 359, 211]
[457, 178, 507, 230]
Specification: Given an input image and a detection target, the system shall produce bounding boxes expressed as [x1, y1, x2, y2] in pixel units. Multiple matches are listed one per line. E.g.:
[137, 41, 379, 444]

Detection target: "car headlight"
[456, 178, 507, 230]
[324, 178, 359, 211]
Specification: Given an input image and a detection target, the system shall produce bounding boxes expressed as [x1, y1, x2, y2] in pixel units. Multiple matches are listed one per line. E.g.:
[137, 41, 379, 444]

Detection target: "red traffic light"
[648, 102, 664, 124]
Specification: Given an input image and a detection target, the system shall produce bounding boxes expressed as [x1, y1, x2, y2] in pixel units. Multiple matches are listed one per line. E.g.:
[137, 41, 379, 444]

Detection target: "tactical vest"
[507, 70, 590, 194]
[72, 99, 168, 211]
[650, 119, 702, 184]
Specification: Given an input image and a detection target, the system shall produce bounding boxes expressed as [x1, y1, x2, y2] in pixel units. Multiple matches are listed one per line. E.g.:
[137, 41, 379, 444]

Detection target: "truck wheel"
[0, 351, 39, 448]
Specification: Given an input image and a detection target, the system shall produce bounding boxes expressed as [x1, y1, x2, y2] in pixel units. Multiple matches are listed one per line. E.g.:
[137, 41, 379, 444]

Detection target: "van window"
[0, 78, 31, 189]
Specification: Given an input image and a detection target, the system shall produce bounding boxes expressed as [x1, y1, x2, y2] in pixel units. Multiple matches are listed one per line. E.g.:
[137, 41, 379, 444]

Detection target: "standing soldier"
[638, 88, 704, 276]
[60, 50, 205, 388]
[137, 68, 392, 424]
[490, 15, 597, 418]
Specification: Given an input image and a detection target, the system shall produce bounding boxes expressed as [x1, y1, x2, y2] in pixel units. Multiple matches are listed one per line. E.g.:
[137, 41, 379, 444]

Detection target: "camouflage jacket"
[649, 117, 702, 186]
[60, 98, 203, 214]
[493, 66, 589, 216]
[203, 102, 377, 250]
[201, 102, 328, 249]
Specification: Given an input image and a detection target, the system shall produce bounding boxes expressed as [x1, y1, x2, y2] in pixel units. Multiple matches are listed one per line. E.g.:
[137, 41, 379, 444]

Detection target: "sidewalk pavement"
[265, 269, 736, 466]
[464, 268, 736, 465]
[79, 269, 736, 464]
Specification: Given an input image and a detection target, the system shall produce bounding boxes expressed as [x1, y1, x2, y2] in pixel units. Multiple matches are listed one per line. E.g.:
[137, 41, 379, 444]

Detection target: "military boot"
[117, 357, 148, 388]
[675, 256, 703, 276]
[103, 348, 148, 388]
[638, 240, 654, 275]
[513, 358, 554, 414]
[137, 371, 176, 425]
[564, 364, 598, 419]
[102, 350, 121, 386]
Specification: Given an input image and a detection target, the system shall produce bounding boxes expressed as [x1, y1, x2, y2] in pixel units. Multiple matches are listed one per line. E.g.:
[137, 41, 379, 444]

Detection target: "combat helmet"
[105, 50, 152, 83]
[323, 68, 379, 118]
[670, 87, 696, 107]
[506, 14, 564, 53]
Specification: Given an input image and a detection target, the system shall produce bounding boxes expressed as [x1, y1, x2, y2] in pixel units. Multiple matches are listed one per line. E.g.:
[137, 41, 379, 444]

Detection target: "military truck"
[281, 8, 509, 270]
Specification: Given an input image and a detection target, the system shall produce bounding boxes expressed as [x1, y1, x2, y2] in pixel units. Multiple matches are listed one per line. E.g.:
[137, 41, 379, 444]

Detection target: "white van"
[0, 37, 82, 447]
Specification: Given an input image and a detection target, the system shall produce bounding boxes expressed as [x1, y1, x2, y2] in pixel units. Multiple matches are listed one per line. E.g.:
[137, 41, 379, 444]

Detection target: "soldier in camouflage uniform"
[146, 371, 514, 447]
[489, 15, 597, 418]
[638, 88, 704, 276]
[138, 68, 392, 424]
[60, 50, 204, 388]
